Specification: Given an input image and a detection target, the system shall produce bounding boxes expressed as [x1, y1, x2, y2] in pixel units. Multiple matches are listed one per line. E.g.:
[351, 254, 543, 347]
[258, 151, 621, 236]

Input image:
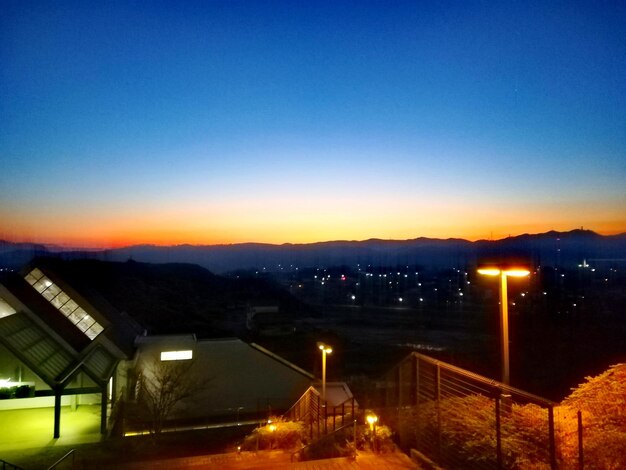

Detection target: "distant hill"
[0, 240, 50, 269]
[2, 230, 625, 273]
[28, 258, 303, 337]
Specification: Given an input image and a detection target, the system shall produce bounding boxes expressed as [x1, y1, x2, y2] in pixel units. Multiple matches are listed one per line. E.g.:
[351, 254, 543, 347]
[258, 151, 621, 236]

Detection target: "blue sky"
[1, 0, 625, 246]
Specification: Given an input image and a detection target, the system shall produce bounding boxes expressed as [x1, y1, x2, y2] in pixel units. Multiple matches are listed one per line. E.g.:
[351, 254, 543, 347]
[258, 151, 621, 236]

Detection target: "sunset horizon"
[3, 224, 625, 251]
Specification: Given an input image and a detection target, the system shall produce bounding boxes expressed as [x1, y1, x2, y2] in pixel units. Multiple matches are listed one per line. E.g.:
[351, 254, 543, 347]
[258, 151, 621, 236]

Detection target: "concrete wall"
[134, 337, 312, 422]
[0, 393, 101, 410]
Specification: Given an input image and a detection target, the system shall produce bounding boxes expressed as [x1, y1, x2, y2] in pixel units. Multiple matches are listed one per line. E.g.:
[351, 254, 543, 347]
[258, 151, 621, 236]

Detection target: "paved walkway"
[0, 405, 102, 452]
[118, 450, 419, 469]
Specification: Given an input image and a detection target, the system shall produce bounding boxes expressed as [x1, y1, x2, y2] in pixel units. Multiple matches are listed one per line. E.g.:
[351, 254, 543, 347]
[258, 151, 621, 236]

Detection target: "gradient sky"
[1, 0, 625, 248]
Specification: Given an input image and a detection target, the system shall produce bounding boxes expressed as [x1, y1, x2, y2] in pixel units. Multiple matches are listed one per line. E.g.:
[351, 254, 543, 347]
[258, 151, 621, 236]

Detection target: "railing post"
[351, 397, 355, 422]
[332, 406, 336, 431]
[578, 410, 584, 469]
[317, 394, 320, 439]
[435, 363, 441, 457]
[415, 355, 420, 450]
[397, 362, 403, 434]
[341, 403, 345, 427]
[309, 391, 313, 440]
[415, 354, 420, 406]
[398, 362, 403, 406]
[495, 394, 502, 469]
[548, 406, 556, 470]
[324, 400, 328, 435]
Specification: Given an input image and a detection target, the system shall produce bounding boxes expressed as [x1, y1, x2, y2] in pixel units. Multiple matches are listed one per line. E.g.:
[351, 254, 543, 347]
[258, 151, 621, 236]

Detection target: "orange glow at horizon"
[2, 191, 625, 249]
[2, 205, 625, 250]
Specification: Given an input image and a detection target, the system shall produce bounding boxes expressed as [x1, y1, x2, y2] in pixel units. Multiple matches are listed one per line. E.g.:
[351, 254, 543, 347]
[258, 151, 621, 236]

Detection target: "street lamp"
[478, 266, 530, 385]
[318, 342, 332, 402]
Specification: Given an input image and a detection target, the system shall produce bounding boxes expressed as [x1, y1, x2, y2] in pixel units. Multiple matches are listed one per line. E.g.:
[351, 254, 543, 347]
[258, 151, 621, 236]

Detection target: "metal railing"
[381, 353, 584, 469]
[291, 420, 358, 462]
[47, 449, 75, 470]
[284, 387, 357, 441]
[1, 459, 25, 470]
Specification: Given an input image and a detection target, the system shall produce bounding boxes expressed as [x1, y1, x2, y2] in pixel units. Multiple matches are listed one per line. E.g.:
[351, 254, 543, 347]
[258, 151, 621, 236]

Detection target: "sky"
[1, 0, 625, 248]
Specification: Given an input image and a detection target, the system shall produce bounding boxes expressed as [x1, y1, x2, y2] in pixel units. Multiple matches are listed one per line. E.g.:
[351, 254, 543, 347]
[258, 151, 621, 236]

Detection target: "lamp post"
[478, 267, 530, 385]
[318, 343, 332, 402]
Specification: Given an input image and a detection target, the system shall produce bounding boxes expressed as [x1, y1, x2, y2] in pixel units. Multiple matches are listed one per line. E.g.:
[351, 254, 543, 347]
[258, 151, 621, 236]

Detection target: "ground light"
[366, 413, 378, 431]
[366, 413, 378, 452]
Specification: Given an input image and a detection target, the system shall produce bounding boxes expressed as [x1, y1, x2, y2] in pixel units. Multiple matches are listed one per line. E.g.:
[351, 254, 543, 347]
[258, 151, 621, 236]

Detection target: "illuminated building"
[0, 259, 313, 442]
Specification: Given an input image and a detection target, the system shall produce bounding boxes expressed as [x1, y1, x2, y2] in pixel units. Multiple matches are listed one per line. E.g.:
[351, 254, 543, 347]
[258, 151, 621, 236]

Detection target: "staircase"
[283, 386, 358, 441]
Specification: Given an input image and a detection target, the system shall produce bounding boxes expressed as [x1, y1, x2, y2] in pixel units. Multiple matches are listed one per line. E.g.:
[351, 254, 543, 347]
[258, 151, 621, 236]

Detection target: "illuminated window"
[0, 297, 17, 319]
[160, 350, 193, 361]
[24, 268, 104, 340]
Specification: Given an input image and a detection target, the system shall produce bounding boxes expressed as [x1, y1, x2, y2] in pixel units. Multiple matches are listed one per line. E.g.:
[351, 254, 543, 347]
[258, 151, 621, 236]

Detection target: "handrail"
[1, 459, 25, 470]
[291, 419, 357, 462]
[407, 352, 556, 406]
[47, 449, 75, 470]
[283, 386, 321, 418]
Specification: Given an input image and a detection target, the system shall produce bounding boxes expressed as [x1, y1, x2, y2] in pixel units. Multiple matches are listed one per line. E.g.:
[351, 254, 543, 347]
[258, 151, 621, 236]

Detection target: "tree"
[132, 355, 208, 435]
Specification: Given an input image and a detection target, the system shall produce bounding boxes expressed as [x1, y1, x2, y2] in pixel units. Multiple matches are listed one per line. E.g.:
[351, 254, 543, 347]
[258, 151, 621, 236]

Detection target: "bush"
[395, 363, 626, 468]
[559, 364, 626, 469]
[241, 418, 306, 451]
[363, 424, 395, 453]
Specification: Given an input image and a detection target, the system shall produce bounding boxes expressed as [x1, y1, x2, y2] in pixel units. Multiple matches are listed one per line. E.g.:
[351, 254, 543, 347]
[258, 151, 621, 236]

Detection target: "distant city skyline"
[2, 1, 625, 248]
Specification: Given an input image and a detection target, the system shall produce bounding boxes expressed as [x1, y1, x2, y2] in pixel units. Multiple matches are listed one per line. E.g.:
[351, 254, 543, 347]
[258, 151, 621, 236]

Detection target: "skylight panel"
[42, 283, 61, 301]
[60, 299, 79, 316]
[50, 291, 70, 309]
[85, 323, 104, 340]
[24, 268, 44, 285]
[24, 268, 105, 341]
[32, 276, 52, 293]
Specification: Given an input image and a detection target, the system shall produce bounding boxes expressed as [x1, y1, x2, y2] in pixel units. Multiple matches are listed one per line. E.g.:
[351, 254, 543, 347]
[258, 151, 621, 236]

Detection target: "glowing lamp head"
[366, 414, 378, 425]
[478, 267, 530, 277]
[477, 268, 501, 276]
[503, 269, 531, 277]
[318, 343, 332, 354]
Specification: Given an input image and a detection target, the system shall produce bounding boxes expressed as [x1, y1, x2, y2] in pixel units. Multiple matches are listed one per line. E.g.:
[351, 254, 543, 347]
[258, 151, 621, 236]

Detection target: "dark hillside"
[32, 258, 305, 338]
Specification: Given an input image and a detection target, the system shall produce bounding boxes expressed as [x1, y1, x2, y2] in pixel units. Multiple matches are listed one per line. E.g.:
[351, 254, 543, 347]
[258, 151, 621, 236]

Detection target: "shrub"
[241, 418, 306, 451]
